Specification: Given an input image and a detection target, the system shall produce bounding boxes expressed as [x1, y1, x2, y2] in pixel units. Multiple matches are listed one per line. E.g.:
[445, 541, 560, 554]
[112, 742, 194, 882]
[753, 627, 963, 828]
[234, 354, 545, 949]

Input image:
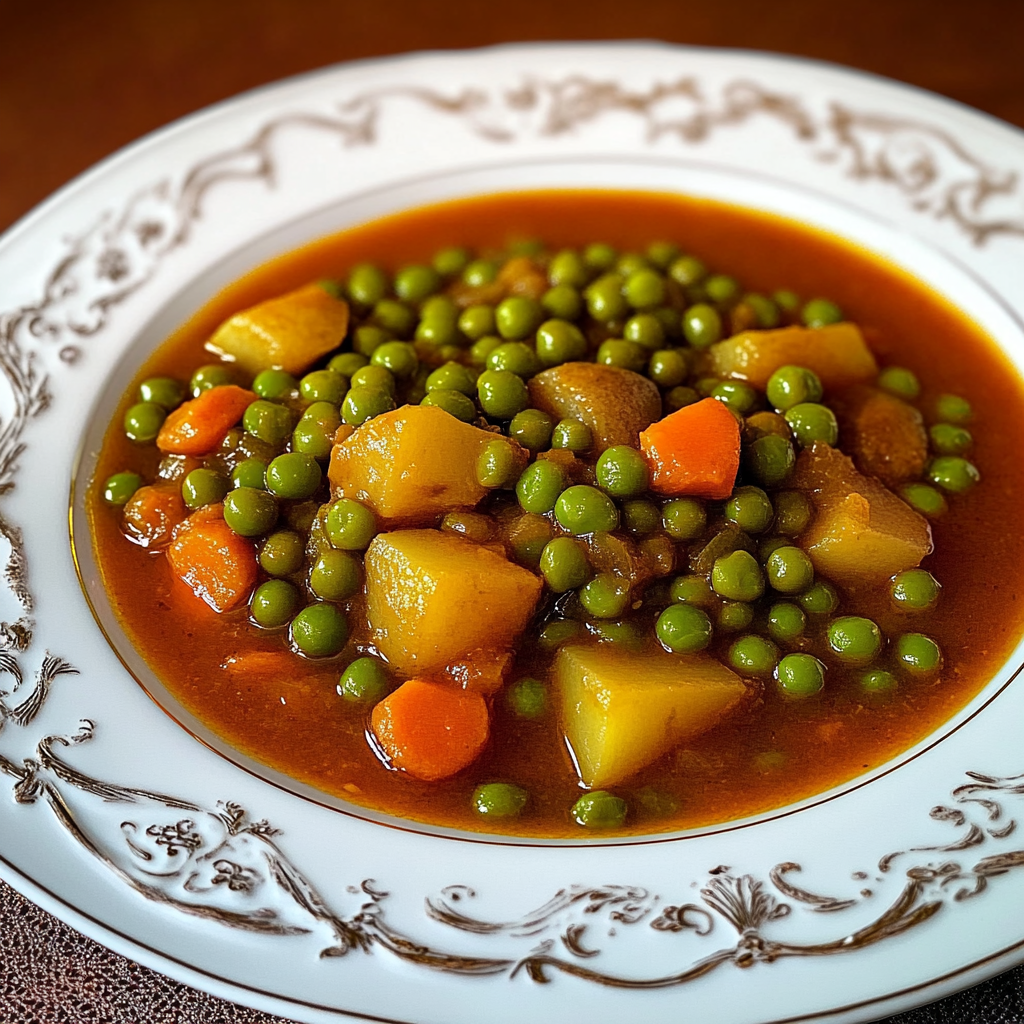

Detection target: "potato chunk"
[793, 443, 932, 587]
[364, 530, 542, 675]
[528, 363, 661, 454]
[834, 386, 928, 488]
[708, 323, 878, 390]
[329, 406, 511, 526]
[556, 644, 748, 788]
[204, 283, 349, 375]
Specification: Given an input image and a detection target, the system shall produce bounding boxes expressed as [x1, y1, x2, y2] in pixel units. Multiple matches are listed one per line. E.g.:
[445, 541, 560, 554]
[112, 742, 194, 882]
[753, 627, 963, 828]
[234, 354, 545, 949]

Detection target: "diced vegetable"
[792, 443, 932, 587]
[122, 484, 187, 548]
[204, 283, 350, 375]
[156, 384, 255, 456]
[528, 363, 662, 453]
[709, 323, 878, 389]
[370, 678, 490, 781]
[329, 405, 522, 526]
[639, 397, 740, 499]
[364, 530, 542, 674]
[556, 644, 748, 788]
[835, 386, 928, 488]
[167, 505, 259, 612]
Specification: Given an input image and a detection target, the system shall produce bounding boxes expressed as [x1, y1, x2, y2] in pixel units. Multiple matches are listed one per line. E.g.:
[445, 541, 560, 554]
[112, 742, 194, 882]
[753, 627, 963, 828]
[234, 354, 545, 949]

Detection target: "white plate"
[3, 42, 1024, 1024]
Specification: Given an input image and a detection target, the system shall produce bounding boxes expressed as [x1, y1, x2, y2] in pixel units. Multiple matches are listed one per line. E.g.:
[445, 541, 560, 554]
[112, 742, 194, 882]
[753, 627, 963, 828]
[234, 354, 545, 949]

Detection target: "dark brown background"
[3, 0, 1024, 1020]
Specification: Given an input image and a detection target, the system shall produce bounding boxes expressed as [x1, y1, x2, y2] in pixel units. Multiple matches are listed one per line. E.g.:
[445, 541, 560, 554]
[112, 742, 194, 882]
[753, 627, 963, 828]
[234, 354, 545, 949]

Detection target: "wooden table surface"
[3, 1, 1024, 1021]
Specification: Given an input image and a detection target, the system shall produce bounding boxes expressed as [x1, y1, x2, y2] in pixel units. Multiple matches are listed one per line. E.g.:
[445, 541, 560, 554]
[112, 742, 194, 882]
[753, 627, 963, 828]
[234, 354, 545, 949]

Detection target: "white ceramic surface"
[2, 43, 1024, 1024]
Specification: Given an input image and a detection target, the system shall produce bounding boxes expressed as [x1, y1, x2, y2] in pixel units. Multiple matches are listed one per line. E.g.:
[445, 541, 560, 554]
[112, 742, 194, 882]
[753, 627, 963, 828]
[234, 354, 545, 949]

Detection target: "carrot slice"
[122, 484, 187, 549]
[167, 505, 258, 612]
[370, 679, 490, 782]
[156, 384, 255, 456]
[639, 397, 741, 500]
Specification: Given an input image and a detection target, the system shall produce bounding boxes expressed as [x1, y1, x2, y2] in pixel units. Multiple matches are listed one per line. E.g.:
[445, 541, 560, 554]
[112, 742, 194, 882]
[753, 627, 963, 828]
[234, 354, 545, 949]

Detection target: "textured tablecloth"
[4, 2, 1024, 1022]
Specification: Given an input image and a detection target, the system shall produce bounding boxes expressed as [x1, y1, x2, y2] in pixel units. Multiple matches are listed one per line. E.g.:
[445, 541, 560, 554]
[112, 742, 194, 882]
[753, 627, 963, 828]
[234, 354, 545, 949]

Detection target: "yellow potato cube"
[708, 323, 878, 390]
[329, 405, 512, 526]
[555, 644, 748, 789]
[204, 283, 349, 374]
[364, 530, 542, 675]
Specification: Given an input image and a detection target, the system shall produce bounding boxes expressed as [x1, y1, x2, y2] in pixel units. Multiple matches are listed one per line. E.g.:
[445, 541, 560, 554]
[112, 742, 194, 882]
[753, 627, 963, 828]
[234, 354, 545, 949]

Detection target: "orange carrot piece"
[167, 505, 258, 612]
[122, 484, 187, 549]
[370, 679, 490, 782]
[639, 397, 741, 500]
[156, 384, 255, 456]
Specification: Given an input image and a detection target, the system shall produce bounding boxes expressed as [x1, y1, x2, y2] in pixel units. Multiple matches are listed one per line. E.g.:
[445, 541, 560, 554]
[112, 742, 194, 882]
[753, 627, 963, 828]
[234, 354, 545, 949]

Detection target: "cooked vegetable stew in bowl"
[85, 190, 1024, 838]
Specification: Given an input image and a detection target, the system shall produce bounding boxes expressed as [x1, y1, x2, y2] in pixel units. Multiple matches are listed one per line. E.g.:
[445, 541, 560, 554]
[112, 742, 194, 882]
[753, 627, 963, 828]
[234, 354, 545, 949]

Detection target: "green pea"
[352, 324, 391, 358]
[624, 313, 666, 350]
[773, 289, 800, 311]
[181, 468, 229, 510]
[729, 635, 778, 676]
[594, 339, 645, 372]
[712, 380, 758, 414]
[785, 403, 839, 447]
[243, 400, 294, 446]
[347, 263, 388, 306]
[670, 575, 715, 606]
[476, 439, 517, 489]
[623, 268, 665, 309]
[394, 264, 440, 303]
[767, 601, 806, 642]
[589, 619, 644, 649]
[494, 296, 543, 340]
[653, 306, 683, 339]
[743, 293, 780, 328]
[621, 498, 660, 535]
[325, 498, 377, 551]
[539, 537, 588, 593]
[899, 482, 948, 518]
[585, 273, 628, 322]
[718, 601, 754, 632]
[290, 603, 349, 658]
[646, 350, 687, 388]
[455, 304, 494, 342]
[555, 485, 619, 535]
[123, 402, 166, 444]
[572, 791, 627, 829]
[371, 341, 419, 379]
[548, 249, 588, 287]
[338, 657, 390, 703]
[251, 580, 301, 628]
[669, 255, 706, 286]
[507, 677, 547, 718]
[551, 418, 592, 452]
[801, 298, 843, 327]
[263, 453, 321, 500]
[473, 782, 528, 819]
[293, 402, 342, 458]
[516, 460, 565, 514]
[541, 284, 584, 321]
[705, 274, 739, 306]
[935, 394, 972, 423]
[656, 603, 712, 653]
[249, 369, 295, 400]
[297, 370, 345, 405]
[773, 491, 811, 537]
[927, 456, 979, 493]
[891, 569, 941, 611]
[666, 386, 701, 412]
[827, 616, 882, 665]
[617, 253, 649, 277]
[745, 433, 796, 487]
[929, 423, 973, 456]
[861, 669, 897, 695]
[580, 574, 630, 618]
[509, 409, 554, 452]
[342, 386, 395, 426]
[799, 581, 839, 615]
[419, 389, 475, 422]
[662, 498, 706, 540]
[535, 319, 587, 367]
[223, 487, 278, 537]
[759, 536, 790, 562]
[416, 308, 460, 348]
[776, 653, 826, 696]
[682, 303, 722, 349]
[646, 241, 679, 269]
[433, 246, 470, 277]
[371, 299, 415, 338]
[462, 258, 499, 287]
[487, 341, 541, 378]
[477, 369, 529, 419]
[468, 336, 502, 367]
[103, 471, 142, 505]
[425, 362, 475, 396]
[309, 549, 361, 602]
[711, 550, 764, 602]
[189, 364, 234, 396]
[595, 446, 649, 498]
[537, 620, 584, 649]
[895, 633, 943, 675]
[583, 242, 617, 270]
[259, 530, 305, 576]
[724, 486, 773, 534]
[139, 376, 186, 409]
[878, 367, 920, 400]
[765, 545, 814, 594]
[766, 365, 824, 411]
[227, 459, 264, 492]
